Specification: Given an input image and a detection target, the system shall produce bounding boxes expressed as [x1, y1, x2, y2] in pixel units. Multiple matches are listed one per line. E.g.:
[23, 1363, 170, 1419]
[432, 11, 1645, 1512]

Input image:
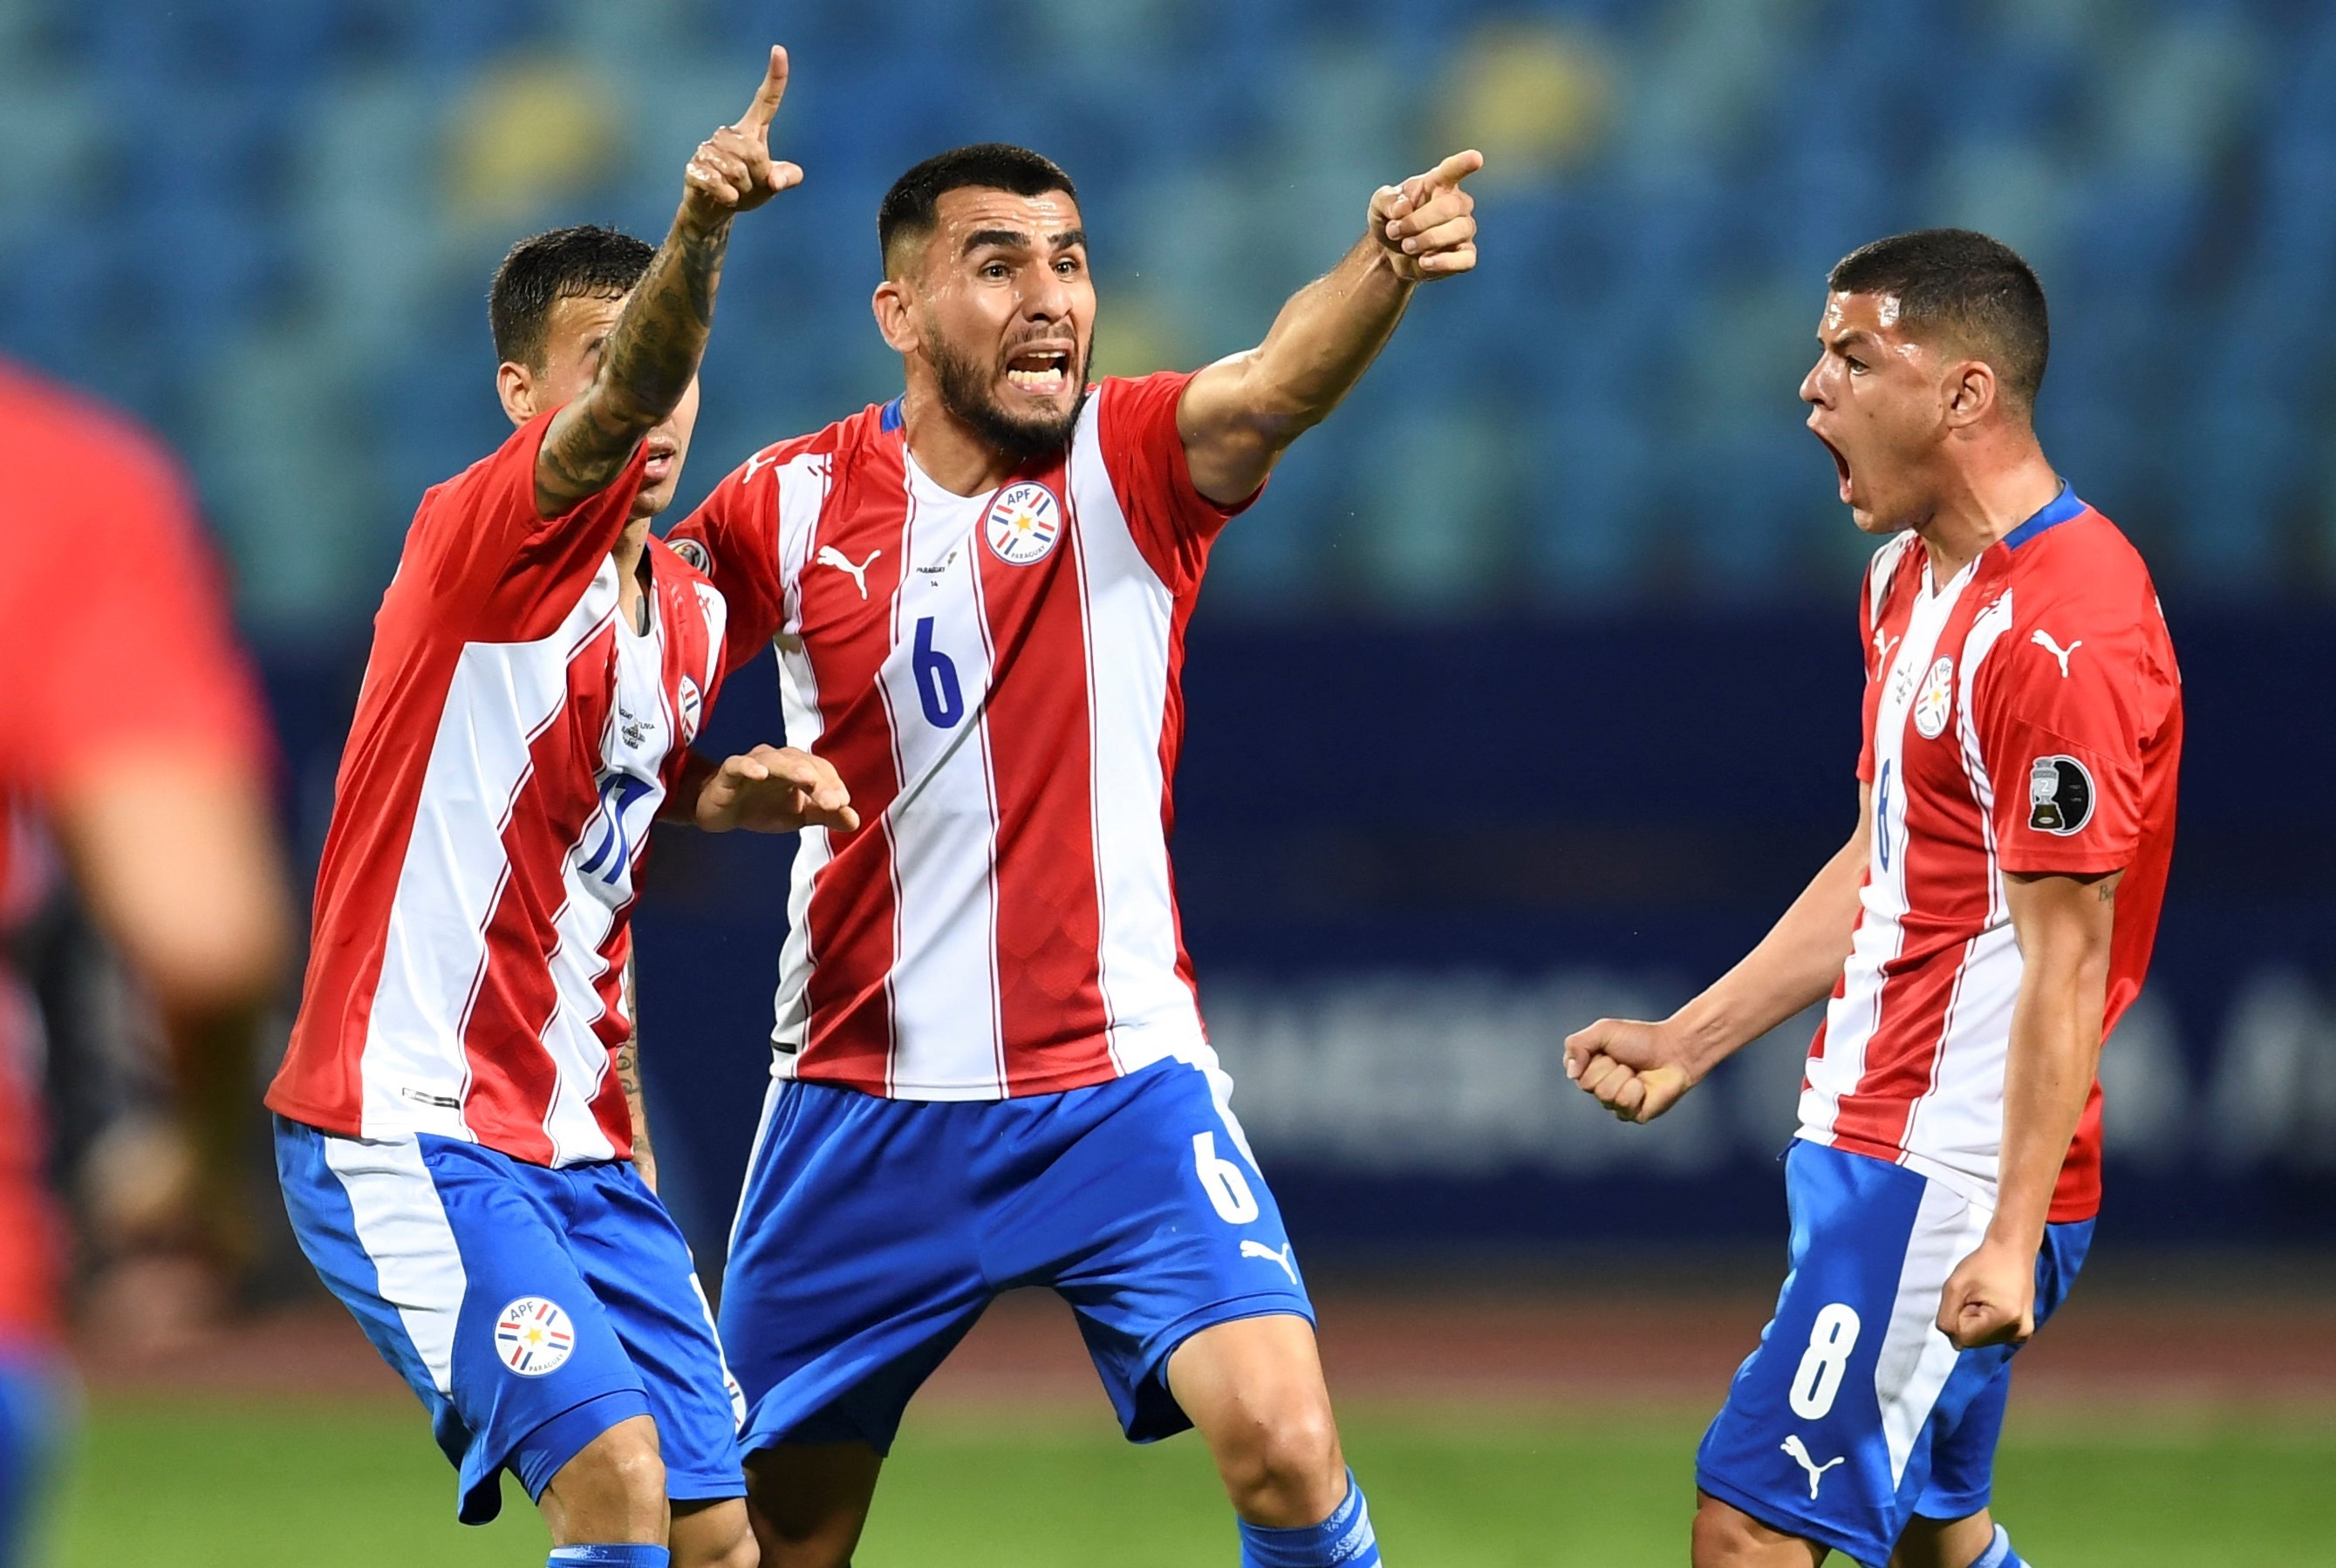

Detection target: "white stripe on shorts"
[1874, 1173, 1993, 1485]
[325, 1134, 469, 1397]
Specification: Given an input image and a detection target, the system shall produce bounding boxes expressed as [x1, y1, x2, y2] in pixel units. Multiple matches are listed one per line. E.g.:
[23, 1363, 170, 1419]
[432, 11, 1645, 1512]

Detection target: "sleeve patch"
[2026, 754, 2095, 835]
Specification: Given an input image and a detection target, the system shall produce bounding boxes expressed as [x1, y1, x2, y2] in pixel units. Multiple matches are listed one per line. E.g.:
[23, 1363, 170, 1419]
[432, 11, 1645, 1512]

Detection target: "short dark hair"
[1827, 228, 2050, 412]
[488, 223, 655, 370]
[878, 143, 1078, 274]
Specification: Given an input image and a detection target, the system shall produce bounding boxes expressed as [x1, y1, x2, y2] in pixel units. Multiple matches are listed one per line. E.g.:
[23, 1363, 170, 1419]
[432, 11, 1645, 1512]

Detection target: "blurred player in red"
[265, 48, 850, 1568]
[673, 141, 1480, 1567]
[0, 359, 293, 1565]
[1568, 231, 2182, 1568]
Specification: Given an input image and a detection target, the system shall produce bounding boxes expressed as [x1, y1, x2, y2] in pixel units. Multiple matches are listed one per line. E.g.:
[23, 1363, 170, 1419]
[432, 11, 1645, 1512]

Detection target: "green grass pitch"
[52, 1395, 2335, 1565]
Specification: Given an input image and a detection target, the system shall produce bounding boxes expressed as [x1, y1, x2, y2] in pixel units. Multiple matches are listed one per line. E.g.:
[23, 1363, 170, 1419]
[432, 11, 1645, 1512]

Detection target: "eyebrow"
[961, 227, 1089, 256]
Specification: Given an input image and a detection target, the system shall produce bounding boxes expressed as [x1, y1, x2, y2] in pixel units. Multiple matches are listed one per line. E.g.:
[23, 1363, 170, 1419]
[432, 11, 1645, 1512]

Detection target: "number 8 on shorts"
[1787, 1303, 1861, 1420]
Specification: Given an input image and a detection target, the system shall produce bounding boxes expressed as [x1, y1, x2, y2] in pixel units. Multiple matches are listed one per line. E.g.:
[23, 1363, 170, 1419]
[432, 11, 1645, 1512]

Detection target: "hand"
[1936, 1237, 2038, 1350]
[694, 744, 859, 835]
[1563, 1017, 1697, 1124]
[680, 45, 803, 235]
[1368, 149, 1484, 283]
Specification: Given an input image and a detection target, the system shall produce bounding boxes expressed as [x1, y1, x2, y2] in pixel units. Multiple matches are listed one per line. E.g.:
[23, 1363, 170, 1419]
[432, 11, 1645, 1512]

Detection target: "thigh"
[719, 1080, 990, 1458]
[275, 1119, 650, 1524]
[1695, 1142, 2007, 1568]
[994, 1059, 1315, 1443]
[570, 1162, 747, 1505]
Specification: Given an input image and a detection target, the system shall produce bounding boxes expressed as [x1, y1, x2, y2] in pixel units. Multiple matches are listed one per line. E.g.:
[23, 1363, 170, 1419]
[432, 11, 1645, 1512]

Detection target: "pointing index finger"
[734, 44, 790, 133]
[1426, 148, 1485, 191]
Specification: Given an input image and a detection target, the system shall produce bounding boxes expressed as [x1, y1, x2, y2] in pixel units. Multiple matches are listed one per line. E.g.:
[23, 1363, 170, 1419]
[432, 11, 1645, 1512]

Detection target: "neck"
[898, 373, 1029, 497]
[611, 515, 652, 577]
[1911, 438, 2061, 583]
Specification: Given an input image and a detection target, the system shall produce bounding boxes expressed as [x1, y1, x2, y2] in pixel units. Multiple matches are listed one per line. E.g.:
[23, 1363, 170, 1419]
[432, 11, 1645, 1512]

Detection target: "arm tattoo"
[618, 956, 653, 1163]
[536, 219, 733, 515]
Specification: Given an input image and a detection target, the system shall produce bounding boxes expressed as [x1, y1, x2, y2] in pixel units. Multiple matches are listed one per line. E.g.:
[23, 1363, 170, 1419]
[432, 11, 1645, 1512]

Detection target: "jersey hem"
[1804, 1134, 2100, 1225]
[775, 1051, 1185, 1101]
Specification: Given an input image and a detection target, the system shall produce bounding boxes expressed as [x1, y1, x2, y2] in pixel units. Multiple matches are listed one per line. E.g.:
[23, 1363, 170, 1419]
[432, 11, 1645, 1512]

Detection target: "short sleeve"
[668, 449, 786, 680]
[9, 422, 270, 797]
[408, 408, 646, 642]
[1977, 606, 2152, 876]
[1095, 372, 1261, 595]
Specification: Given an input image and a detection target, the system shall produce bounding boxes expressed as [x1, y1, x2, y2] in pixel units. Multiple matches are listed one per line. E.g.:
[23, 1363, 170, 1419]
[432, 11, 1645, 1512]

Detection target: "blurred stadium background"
[4, 0, 2333, 1563]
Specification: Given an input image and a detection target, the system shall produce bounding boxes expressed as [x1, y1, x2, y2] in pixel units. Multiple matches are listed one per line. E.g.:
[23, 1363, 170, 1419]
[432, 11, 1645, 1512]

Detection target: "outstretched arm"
[532, 46, 802, 518]
[1936, 867, 2120, 1349]
[1176, 150, 1483, 507]
[1566, 784, 1873, 1122]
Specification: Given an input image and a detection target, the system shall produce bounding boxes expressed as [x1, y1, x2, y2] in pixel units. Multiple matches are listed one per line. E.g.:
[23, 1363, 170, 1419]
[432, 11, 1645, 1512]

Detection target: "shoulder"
[1095, 370, 1197, 431]
[686, 407, 878, 537]
[0, 362, 193, 535]
[1862, 531, 1922, 621]
[2002, 507, 2162, 635]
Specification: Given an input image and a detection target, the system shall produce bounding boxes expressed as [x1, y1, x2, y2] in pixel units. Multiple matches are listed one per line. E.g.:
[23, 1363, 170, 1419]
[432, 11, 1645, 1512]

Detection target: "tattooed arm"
[618, 953, 657, 1193]
[533, 46, 802, 518]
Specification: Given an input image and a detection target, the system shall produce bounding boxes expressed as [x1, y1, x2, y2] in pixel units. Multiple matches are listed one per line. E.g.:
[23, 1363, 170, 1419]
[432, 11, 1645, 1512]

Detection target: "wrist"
[673, 202, 734, 245]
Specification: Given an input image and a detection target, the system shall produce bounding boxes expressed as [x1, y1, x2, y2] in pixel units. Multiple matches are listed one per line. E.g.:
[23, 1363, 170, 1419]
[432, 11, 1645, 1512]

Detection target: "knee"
[547, 1416, 668, 1540]
[673, 1501, 759, 1568]
[1214, 1394, 1344, 1524]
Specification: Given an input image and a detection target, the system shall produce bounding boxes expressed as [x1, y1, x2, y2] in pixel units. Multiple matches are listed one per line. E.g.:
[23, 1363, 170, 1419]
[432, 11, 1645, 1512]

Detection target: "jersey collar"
[2001, 480, 2086, 550]
[879, 396, 905, 433]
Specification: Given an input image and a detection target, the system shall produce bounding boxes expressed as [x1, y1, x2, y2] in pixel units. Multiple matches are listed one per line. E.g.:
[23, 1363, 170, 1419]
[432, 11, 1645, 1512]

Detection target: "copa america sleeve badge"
[2026, 754, 2094, 835]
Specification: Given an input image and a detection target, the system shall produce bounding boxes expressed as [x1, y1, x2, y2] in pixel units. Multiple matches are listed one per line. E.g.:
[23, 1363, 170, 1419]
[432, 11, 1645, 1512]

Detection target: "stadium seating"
[1, 0, 2333, 631]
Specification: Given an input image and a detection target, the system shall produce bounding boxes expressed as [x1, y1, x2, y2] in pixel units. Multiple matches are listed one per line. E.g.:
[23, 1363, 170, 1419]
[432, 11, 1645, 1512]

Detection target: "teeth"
[1007, 367, 1065, 392]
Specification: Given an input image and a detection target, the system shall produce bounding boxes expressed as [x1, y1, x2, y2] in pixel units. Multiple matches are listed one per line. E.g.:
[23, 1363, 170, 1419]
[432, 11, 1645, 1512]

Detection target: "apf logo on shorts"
[984, 481, 1062, 565]
[494, 1296, 576, 1377]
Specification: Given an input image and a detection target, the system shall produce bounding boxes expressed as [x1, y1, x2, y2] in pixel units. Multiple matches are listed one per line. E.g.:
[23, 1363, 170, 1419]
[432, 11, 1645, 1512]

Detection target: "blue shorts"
[0, 1342, 58, 1568]
[720, 1056, 1314, 1456]
[276, 1117, 746, 1524]
[1697, 1141, 2093, 1568]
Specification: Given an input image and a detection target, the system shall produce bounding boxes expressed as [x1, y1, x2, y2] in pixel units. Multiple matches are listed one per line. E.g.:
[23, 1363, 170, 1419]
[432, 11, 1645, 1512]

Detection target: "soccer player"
[265, 49, 853, 1568]
[0, 358, 292, 1568]
[669, 142, 1481, 1566]
[1565, 230, 2182, 1568]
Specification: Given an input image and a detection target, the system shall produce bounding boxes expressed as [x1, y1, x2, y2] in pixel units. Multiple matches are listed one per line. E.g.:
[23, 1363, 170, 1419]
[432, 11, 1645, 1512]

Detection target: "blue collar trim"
[2002, 481, 2086, 549]
[879, 396, 905, 433]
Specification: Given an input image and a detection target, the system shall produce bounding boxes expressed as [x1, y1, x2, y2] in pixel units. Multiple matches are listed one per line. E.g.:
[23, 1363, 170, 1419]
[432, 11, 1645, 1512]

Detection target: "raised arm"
[1935, 867, 2120, 1349]
[532, 46, 802, 518]
[1566, 784, 1873, 1122]
[1175, 150, 1483, 506]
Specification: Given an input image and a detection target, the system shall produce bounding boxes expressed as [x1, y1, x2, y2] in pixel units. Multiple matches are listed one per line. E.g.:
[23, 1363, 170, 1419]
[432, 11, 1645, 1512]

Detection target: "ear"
[496, 360, 537, 427]
[871, 279, 920, 357]
[1943, 358, 1998, 431]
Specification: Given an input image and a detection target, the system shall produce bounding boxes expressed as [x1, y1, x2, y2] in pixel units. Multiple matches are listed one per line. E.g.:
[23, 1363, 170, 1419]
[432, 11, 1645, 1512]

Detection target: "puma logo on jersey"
[1779, 1435, 1845, 1499]
[1871, 626, 1898, 667]
[1240, 1239, 1299, 1285]
[817, 546, 881, 600]
[2031, 629, 2081, 678]
[741, 448, 783, 485]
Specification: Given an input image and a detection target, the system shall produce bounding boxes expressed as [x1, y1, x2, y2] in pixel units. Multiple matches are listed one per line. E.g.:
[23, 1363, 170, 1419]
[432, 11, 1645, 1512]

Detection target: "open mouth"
[643, 440, 679, 481]
[1003, 345, 1073, 399]
[1814, 432, 1852, 503]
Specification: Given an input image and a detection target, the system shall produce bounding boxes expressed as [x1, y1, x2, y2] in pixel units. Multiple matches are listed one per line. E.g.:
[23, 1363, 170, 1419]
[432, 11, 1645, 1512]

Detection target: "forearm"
[536, 209, 733, 511]
[618, 954, 655, 1183]
[1670, 832, 1866, 1079]
[1990, 958, 2102, 1252]
[1990, 883, 2115, 1251]
[659, 749, 717, 823]
[1234, 235, 1412, 440]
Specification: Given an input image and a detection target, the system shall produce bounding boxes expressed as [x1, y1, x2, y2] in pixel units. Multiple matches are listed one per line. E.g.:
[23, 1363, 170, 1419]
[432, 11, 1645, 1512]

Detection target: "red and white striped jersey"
[1798, 487, 2182, 1222]
[268, 412, 728, 1167]
[670, 372, 1250, 1101]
